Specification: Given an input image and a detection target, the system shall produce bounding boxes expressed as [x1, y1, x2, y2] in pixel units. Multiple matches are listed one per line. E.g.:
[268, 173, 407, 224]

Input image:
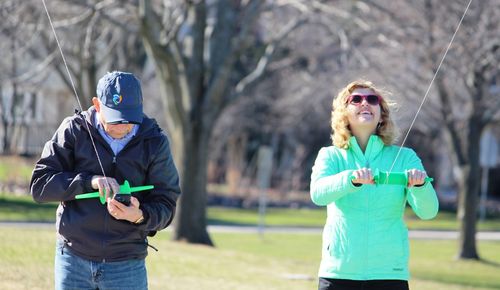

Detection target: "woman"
[310, 80, 439, 290]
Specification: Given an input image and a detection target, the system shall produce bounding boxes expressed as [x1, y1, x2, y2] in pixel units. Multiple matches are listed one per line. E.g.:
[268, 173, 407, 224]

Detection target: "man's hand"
[351, 168, 375, 185]
[107, 196, 143, 223]
[91, 176, 120, 201]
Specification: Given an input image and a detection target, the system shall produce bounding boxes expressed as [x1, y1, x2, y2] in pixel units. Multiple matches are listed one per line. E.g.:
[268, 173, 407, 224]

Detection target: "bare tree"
[139, 0, 309, 245]
[208, 0, 396, 198]
[37, 0, 144, 109]
[430, 1, 500, 260]
[0, 1, 149, 154]
[0, 1, 46, 154]
[360, 0, 500, 259]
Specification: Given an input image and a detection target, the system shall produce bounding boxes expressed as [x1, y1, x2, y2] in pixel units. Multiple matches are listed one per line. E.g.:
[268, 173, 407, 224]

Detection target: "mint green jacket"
[310, 135, 439, 280]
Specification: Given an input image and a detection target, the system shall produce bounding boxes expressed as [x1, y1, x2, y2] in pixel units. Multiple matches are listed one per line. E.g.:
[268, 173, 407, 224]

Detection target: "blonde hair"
[331, 80, 398, 149]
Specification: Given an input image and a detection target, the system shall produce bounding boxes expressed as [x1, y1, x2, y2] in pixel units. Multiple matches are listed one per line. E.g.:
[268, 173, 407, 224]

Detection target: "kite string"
[42, 0, 108, 180]
[387, 0, 473, 175]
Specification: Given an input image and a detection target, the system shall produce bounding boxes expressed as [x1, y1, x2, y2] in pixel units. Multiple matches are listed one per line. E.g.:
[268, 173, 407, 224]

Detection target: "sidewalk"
[2, 222, 500, 240]
[207, 225, 500, 241]
[408, 230, 500, 241]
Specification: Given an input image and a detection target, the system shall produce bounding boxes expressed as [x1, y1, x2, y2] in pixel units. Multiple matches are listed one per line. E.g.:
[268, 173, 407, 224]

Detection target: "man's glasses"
[347, 94, 381, 106]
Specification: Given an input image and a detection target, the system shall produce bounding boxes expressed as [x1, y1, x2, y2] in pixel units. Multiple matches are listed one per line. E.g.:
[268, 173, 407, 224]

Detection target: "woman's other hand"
[407, 169, 427, 187]
[351, 168, 375, 185]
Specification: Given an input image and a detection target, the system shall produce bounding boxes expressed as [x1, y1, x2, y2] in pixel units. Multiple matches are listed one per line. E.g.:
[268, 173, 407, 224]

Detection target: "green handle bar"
[75, 180, 154, 204]
[372, 169, 433, 185]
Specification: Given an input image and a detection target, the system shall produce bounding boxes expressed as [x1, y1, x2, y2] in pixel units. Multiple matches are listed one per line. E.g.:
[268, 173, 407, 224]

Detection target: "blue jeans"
[55, 240, 148, 290]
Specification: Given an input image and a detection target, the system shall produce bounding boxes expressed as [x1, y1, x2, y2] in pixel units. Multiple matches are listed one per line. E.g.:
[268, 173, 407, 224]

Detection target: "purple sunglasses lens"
[349, 94, 380, 105]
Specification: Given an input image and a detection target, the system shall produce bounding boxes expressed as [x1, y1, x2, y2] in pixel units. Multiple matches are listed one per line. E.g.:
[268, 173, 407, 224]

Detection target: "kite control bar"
[75, 180, 154, 205]
[372, 169, 433, 185]
[351, 169, 433, 185]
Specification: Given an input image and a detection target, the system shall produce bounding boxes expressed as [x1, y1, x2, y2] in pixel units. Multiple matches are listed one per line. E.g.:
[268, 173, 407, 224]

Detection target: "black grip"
[114, 194, 131, 206]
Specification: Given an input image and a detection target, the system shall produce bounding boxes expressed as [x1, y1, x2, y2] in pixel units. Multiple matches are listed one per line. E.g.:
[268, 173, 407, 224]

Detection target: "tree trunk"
[456, 165, 478, 259]
[0, 84, 8, 154]
[226, 134, 247, 196]
[81, 62, 96, 110]
[291, 144, 306, 191]
[139, 0, 276, 246]
[457, 117, 483, 260]
[1, 109, 10, 155]
[172, 120, 214, 245]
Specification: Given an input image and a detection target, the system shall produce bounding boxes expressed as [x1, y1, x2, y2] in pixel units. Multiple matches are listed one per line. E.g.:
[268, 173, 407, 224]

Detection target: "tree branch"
[234, 16, 308, 96]
[61, 0, 138, 33]
[139, 0, 189, 131]
[205, 0, 263, 114]
[185, 2, 206, 113]
[436, 76, 467, 165]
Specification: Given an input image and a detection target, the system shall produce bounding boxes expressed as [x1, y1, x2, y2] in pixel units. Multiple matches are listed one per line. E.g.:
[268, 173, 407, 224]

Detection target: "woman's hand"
[351, 168, 375, 185]
[407, 169, 427, 187]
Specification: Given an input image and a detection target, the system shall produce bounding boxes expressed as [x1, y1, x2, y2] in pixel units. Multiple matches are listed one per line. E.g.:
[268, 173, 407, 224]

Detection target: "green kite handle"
[75, 180, 154, 204]
[372, 169, 433, 185]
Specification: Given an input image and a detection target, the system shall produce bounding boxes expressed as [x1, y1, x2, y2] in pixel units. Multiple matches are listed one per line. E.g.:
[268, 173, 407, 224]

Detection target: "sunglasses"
[347, 94, 381, 106]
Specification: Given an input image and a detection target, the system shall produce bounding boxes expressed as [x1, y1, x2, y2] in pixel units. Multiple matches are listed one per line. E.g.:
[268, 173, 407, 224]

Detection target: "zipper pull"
[112, 156, 117, 164]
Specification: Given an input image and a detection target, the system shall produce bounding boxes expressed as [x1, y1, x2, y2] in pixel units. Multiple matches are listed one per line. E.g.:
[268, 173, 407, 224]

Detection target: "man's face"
[92, 97, 135, 139]
[101, 121, 134, 139]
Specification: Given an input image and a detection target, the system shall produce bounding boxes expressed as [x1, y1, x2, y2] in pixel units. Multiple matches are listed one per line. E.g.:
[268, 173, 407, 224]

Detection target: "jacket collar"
[76, 107, 161, 139]
[348, 135, 385, 162]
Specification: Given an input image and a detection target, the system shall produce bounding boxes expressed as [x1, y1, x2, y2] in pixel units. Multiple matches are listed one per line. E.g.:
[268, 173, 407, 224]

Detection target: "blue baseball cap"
[96, 71, 143, 124]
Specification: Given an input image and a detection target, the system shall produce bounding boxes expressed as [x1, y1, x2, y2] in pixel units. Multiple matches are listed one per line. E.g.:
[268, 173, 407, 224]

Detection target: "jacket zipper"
[364, 164, 370, 278]
[76, 110, 151, 261]
[102, 154, 117, 259]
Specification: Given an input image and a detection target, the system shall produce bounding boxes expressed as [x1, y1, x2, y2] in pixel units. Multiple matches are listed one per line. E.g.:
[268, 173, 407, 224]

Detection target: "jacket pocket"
[326, 219, 367, 273]
[329, 232, 348, 257]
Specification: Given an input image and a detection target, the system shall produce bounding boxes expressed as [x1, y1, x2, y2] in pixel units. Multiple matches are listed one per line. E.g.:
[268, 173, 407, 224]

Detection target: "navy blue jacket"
[30, 107, 181, 262]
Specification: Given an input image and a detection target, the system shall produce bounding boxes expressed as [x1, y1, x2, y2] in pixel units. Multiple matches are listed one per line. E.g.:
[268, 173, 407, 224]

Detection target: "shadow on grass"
[0, 196, 54, 208]
[480, 258, 500, 268]
[0, 196, 58, 222]
[207, 218, 255, 227]
[414, 272, 500, 290]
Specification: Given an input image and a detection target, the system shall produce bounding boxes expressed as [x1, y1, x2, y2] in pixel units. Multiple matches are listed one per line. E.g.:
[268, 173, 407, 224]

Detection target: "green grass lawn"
[2, 193, 500, 289]
[3, 157, 500, 289]
[0, 227, 499, 290]
[0, 194, 57, 222]
[0, 156, 34, 185]
[2, 193, 500, 231]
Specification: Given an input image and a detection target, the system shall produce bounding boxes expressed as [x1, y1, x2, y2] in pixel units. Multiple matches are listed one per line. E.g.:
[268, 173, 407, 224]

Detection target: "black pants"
[318, 277, 409, 290]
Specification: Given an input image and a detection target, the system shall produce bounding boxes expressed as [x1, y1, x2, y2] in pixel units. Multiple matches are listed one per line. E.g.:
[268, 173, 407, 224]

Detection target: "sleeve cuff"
[409, 181, 431, 193]
[138, 205, 149, 225]
[84, 174, 94, 192]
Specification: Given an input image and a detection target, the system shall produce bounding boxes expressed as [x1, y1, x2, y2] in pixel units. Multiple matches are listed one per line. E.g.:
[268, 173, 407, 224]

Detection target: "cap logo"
[112, 94, 123, 105]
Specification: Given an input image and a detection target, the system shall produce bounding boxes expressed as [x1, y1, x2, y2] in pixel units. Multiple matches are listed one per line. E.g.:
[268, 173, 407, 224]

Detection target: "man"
[30, 71, 181, 290]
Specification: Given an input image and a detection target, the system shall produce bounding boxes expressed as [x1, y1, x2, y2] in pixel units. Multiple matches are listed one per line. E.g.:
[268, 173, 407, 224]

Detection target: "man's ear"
[92, 97, 100, 112]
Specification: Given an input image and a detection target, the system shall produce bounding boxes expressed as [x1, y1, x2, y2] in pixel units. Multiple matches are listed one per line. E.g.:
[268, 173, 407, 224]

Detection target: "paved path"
[1, 222, 500, 240]
[210, 225, 500, 241]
